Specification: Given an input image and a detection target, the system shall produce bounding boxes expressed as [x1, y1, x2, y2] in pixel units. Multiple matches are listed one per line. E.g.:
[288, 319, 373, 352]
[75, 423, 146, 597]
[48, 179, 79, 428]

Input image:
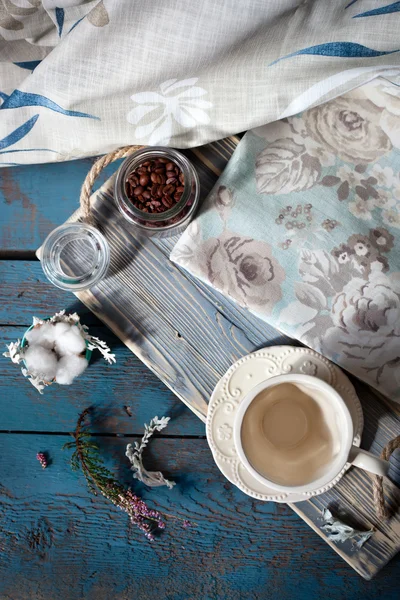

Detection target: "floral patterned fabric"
[1, 1, 400, 165]
[171, 76, 400, 401]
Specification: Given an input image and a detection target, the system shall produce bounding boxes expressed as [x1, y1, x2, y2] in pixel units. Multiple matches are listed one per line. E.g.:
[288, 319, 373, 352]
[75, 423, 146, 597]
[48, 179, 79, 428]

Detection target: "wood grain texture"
[154, 234, 294, 349]
[0, 325, 205, 436]
[1, 136, 399, 591]
[33, 138, 400, 578]
[1, 434, 399, 600]
[68, 189, 294, 421]
[0, 157, 123, 252]
[0, 138, 234, 252]
[0, 261, 98, 326]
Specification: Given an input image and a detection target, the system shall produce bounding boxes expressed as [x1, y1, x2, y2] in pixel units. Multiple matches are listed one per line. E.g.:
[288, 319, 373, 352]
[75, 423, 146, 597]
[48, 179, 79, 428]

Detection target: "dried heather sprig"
[64, 408, 165, 541]
[36, 452, 48, 469]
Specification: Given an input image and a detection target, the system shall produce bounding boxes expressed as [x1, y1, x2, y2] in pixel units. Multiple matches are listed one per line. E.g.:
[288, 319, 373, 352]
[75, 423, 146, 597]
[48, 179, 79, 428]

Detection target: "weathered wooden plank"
[0, 259, 259, 431]
[291, 381, 400, 579]
[0, 326, 205, 436]
[154, 235, 295, 349]
[0, 261, 98, 326]
[1, 434, 399, 600]
[0, 258, 294, 362]
[0, 157, 123, 252]
[0, 138, 235, 252]
[58, 189, 296, 422]
[4, 135, 400, 579]
[48, 179, 400, 578]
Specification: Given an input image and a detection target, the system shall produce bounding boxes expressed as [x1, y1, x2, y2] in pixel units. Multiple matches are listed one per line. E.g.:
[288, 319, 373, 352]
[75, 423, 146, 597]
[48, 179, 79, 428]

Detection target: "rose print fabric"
[171, 76, 400, 401]
[1, 1, 400, 165]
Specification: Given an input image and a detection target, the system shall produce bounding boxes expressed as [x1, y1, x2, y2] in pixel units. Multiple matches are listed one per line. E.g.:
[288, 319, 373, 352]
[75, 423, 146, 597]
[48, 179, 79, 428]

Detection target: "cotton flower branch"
[3, 311, 115, 393]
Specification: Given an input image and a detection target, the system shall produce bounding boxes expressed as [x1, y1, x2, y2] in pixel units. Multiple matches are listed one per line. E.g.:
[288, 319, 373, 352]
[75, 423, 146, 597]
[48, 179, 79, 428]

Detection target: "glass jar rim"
[41, 222, 110, 291]
[114, 147, 195, 223]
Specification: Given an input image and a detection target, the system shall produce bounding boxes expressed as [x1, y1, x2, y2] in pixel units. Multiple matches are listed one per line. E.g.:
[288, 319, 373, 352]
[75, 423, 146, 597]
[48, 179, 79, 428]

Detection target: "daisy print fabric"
[126, 79, 212, 146]
[1, 0, 400, 165]
[172, 76, 400, 401]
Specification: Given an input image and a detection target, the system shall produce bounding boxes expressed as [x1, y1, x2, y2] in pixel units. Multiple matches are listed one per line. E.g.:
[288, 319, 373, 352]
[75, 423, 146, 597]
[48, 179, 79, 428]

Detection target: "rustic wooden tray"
[37, 138, 400, 579]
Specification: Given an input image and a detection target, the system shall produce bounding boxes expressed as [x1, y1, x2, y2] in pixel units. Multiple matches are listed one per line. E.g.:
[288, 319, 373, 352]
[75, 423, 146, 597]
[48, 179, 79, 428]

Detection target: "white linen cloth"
[1, 0, 400, 165]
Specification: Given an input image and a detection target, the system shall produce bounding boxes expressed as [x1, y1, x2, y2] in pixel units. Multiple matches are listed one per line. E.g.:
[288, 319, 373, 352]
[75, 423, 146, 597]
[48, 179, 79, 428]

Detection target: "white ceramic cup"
[233, 374, 389, 495]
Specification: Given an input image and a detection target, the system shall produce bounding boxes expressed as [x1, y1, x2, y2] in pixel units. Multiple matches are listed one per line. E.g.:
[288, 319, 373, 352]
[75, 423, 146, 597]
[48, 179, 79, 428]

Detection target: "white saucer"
[206, 346, 363, 503]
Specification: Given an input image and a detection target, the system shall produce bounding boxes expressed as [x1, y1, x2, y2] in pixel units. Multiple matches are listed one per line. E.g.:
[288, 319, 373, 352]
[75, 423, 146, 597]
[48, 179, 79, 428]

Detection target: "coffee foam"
[240, 382, 342, 487]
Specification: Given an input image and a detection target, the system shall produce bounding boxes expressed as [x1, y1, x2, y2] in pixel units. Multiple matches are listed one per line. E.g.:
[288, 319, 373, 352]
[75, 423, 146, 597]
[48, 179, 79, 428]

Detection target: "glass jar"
[114, 147, 200, 238]
[41, 222, 110, 291]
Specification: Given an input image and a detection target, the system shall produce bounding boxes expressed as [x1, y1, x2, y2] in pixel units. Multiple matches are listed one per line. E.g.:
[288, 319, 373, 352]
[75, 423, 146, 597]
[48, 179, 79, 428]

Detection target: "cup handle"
[349, 445, 389, 477]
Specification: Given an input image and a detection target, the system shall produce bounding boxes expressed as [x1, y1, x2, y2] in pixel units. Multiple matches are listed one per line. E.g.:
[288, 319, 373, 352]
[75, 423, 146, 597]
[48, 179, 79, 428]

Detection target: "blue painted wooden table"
[0, 156, 399, 600]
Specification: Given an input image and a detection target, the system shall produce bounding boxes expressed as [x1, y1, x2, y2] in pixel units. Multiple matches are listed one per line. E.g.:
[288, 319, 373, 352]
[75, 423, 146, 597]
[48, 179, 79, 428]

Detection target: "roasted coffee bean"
[133, 186, 144, 196]
[128, 174, 139, 186]
[150, 172, 159, 184]
[125, 157, 187, 216]
[163, 184, 175, 196]
[162, 197, 172, 208]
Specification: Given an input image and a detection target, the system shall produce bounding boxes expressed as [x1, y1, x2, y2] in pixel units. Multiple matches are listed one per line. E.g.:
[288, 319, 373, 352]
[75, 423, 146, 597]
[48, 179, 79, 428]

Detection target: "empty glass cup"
[41, 222, 110, 291]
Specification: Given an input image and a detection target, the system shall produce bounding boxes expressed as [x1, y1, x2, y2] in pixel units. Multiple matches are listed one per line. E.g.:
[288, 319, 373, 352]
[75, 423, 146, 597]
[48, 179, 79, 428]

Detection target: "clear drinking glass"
[41, 223, 110, 291]
[114, 147, 200, 238]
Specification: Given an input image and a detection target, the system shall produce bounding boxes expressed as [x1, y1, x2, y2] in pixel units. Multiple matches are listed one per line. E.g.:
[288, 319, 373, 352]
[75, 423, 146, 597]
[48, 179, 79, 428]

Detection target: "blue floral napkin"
[171, 76, 400, 401]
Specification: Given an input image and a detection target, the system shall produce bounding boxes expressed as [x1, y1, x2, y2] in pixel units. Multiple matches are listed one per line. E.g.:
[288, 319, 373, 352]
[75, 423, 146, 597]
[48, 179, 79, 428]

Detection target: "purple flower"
[36, 452, 48, 469]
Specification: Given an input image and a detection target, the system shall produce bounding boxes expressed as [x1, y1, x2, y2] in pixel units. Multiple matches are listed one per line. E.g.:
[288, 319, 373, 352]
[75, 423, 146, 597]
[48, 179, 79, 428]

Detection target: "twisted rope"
[372, 434, 400, 519]
[80, 145, 144, 224]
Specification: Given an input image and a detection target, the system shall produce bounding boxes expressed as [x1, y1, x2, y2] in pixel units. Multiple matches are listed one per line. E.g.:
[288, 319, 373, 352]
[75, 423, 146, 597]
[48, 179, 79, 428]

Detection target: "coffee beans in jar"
[125, 158, 185, 215]
[115, 148, 200, 238]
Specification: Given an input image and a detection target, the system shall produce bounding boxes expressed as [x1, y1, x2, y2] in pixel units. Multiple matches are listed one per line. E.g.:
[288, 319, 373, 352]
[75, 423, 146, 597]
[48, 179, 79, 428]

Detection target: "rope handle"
[372, 434, 400, 519]
[79, 145, 144, 224]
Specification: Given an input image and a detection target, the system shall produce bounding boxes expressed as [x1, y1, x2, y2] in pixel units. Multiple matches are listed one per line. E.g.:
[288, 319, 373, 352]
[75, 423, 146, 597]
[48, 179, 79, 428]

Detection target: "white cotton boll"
[54, 326, 86, 356]
[24, 345, 58, 381]
[36, 323, 57, 349]
[56, 355, 88, 385]
[25, 326, 43, 346]
[53, 322, 71, 337]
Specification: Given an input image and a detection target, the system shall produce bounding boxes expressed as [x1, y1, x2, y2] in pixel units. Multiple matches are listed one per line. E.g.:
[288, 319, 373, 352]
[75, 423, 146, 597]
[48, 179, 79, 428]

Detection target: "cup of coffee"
[233, 374, 389, 495]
